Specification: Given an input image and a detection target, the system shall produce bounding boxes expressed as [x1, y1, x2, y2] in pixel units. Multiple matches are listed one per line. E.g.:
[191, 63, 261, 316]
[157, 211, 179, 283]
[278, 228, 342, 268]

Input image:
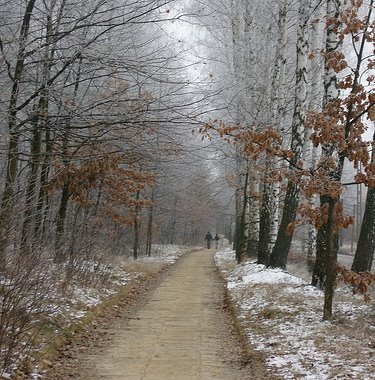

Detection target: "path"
[74, 250, 266, 379]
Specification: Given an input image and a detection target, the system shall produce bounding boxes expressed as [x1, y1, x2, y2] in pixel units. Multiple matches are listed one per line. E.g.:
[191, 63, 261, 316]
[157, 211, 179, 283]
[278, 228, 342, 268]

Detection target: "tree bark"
[351, 187, 375, 272]
[258, 179, 271, 265]
[0, 0, 37, 268]
[236, 168, 249, 263]
[352, 132, 375, 271]
[55, 182, 70, 263]
[133, 190, 141, 260]
[146, 188, 155, 257]
[246, 163, 259, 258]
[258, 1, 287, 264]
[20, 115, 42, 254]
[269, 0, 308, 268]
[323, 197, 338, 320]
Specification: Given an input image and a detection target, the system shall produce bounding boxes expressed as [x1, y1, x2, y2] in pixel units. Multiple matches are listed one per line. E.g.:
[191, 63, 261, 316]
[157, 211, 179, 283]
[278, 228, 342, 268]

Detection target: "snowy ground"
[215, 248, 375, 380]
[2, 245, 373, 379]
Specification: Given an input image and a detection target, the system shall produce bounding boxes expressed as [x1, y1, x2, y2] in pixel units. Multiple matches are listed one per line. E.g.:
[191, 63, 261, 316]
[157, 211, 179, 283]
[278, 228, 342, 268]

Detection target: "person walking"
[204, 232, 213, 249]
[213, 233, 220, 249]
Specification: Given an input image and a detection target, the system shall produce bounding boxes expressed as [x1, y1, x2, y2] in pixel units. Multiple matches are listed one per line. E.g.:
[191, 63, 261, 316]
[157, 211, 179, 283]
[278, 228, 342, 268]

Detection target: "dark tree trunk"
[133, 190, 140, 260]
[146, 188, 154, 257]
[352, 187, 375, 272]
[236, 169, 248, 263]
[312, 194, 341, 288]
[323, 197, 339, 321]
[55, 182, 70, 263]
[258, 181, 271, 265]
[269, 181, 300, 268]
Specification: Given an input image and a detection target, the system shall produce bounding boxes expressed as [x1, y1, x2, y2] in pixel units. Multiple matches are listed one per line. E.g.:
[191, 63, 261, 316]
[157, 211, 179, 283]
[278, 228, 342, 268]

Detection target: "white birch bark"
[312, 0, 342, 286]
[270, 0, 288, 251]
[269, 0, 309, 268]
[258, 0, 288, 263]
[304, 0, 325, 258]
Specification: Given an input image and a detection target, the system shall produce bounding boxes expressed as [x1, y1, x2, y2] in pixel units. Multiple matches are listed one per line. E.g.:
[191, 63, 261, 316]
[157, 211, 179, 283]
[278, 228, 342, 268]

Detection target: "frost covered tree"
[0, 0, 198, 265]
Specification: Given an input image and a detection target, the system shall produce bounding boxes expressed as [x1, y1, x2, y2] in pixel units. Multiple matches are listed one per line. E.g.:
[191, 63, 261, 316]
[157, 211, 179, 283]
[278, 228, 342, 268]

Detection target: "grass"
[258, 307, 286, 319]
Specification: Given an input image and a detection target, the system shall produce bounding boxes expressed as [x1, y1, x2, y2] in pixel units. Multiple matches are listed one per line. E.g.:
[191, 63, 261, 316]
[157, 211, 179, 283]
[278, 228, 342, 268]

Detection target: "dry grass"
[120, 259, 165, 275]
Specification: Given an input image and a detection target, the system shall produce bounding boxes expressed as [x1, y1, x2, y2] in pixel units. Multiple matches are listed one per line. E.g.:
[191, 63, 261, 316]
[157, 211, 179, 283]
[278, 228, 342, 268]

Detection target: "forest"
[0, 0, 374, 377]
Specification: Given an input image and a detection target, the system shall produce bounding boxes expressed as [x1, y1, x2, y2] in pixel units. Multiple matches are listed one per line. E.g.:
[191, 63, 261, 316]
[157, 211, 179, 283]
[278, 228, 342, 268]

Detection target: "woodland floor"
[44, 249, 270, 380]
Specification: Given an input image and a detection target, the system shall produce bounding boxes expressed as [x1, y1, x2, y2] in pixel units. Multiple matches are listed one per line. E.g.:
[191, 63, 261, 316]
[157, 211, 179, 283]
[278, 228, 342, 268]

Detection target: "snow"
[227, 262, 304, 289]
[215, 248, 375, 380]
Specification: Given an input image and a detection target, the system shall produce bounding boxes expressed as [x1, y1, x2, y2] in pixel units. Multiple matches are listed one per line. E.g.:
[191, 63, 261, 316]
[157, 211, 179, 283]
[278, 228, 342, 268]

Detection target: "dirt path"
[52, 250, 268, 379]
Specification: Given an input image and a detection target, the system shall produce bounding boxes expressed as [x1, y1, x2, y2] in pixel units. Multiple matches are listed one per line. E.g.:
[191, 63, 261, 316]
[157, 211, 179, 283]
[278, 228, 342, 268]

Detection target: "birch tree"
[303, 0, 325, 262]
[258, 0, 288, 265]
[269, 0, 309, 269]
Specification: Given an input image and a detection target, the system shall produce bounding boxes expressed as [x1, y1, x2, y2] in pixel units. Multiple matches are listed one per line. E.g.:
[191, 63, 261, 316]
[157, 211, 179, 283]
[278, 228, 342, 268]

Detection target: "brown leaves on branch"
[307, 94, 372, 171]
[337, 264, 375, 302]
[324, 51, 347, 73]
[46, 156, 121, 205]
[46, 154, 154, 226]
[356, 163, 375, 188]
[301, 172, 343, 199]
[200, 121, 292, 160]
[297, 201, 353, 232]
[103, 166, 153, 226]
[339, 0, 374, 41]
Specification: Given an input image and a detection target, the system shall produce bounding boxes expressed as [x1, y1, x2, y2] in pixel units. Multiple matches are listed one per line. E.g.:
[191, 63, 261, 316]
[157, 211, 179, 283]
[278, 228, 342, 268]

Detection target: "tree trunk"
[269, 0, 308, 268]
[246, 165, 259, 258]
[311, 0, 341, 286]
[20, 116, 42, 254]
[352, 112, 375, 272]
[0, 0, 37, 268]
[0, 129, 20, 264]
[352, 187, 375, 272]
[55, 182, 70, 263]
[146, 188, 155, 257]
[312, 194, 341, 287]
[236, 168, 249, 263]
[305, 0, 324, 266]
[258, 179, 271, 265]
[133, 190, 141, 260]
[32, 7, 56, 247]
[323, 197, 338, 320]
[169, 196, 178, 245]
[258, 1, 287, 264]
[269, 181, 301, 268]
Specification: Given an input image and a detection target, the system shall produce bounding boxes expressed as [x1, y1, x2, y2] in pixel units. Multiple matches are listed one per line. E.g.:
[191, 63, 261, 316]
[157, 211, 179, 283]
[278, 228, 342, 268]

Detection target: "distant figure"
[205, 232, 213, 249]
[213, 233, 220, 249]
